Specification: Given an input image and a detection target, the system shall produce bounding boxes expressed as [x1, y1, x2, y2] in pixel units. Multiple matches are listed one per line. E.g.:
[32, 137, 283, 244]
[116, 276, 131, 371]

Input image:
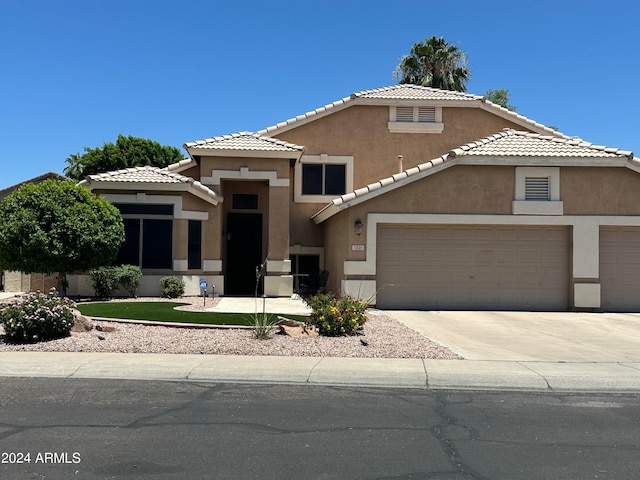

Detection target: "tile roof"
[79, 166, 222, 204]
[352, 84, 481, 101]
[259, 85, 566, 138]
[312, 129, 635, 222]
[164, 158, 198, 173]
[450, 129, 634, 159]
[184, 131, 305, 152]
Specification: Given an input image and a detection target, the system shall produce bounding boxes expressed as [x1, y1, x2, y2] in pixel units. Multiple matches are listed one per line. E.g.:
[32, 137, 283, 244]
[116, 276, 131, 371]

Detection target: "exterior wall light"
[354, 218, 363, 236]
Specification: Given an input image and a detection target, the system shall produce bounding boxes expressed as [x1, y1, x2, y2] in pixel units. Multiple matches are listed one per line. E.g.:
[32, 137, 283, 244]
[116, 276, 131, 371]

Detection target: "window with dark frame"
[141, 219, 173, 269]
[301, 163, 346, 195]
[188, 220, 202, 269]
[232, 194, 259, 210]
[113, 204, 173, 269]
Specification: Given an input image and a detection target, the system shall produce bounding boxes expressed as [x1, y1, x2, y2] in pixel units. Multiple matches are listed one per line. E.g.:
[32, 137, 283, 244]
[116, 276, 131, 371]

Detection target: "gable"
[258, 85, 564, 139]
[312, 129, 636, 223]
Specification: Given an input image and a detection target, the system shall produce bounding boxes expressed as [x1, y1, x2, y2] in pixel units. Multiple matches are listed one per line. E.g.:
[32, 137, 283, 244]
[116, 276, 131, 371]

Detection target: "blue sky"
[1, 0, 638, 190]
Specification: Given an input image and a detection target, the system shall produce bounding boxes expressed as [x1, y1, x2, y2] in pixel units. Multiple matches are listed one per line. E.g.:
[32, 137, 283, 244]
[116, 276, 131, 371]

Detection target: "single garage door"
[600, 227, 640, 312]
[376, 225, 570, 310]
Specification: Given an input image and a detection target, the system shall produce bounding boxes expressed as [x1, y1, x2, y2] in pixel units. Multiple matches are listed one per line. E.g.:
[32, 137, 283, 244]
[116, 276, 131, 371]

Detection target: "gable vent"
[418, 106, 436, 123]
[525, 177, 550, 200]
[396, 106, 413, 122]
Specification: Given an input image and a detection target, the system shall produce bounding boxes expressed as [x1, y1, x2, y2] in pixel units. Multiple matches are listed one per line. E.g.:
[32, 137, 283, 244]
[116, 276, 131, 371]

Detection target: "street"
[0, 378, 638, 479]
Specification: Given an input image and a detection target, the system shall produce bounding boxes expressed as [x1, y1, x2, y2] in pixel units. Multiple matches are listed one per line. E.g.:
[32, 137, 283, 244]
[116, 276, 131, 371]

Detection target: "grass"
[77, 302, 308, 326]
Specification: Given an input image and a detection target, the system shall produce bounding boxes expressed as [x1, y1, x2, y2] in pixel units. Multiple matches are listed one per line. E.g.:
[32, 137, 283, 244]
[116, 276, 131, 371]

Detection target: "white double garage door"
[376, 225, 640, 311]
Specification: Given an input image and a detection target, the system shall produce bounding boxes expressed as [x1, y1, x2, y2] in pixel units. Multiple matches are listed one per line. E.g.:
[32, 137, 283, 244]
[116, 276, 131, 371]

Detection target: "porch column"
[265, 185, 293, 296]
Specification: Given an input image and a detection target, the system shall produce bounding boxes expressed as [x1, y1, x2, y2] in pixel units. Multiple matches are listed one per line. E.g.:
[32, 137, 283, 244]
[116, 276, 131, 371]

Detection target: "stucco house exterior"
[70, 85, 638, 311]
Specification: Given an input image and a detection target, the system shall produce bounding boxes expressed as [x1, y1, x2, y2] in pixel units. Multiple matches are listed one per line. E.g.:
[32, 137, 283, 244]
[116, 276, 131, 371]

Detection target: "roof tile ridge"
[258, 97, 351, 135]
[350, 85, 398, 98]
[254, 133, 304, 150]
[481, 103, 571, 139]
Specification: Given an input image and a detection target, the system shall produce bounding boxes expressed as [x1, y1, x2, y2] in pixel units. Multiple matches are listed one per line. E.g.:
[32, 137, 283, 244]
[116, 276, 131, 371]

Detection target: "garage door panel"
[601, 228, 640, 311]
[377, 225, 569, 310]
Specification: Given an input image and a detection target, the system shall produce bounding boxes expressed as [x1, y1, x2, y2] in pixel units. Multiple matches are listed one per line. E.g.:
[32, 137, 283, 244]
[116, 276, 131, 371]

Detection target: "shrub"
[90, 266, 119, 299]
[89, 265, 142, 298]
[160, 276, 185, 298]
[117, 265, 142, 298]
[249, 312, 278, 340]
[307, 293, 368, 336]
[0, 288, 75, 343]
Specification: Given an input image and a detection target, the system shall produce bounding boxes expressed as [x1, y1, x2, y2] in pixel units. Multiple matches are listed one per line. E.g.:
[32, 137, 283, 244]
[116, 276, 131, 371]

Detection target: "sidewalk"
[1, 295, 640, 392]
[1, 351, 639, 392]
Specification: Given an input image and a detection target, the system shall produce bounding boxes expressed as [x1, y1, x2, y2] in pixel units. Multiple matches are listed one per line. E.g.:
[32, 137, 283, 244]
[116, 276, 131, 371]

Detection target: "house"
[0, 172, 68, 293]
[71, 85, 639, 312]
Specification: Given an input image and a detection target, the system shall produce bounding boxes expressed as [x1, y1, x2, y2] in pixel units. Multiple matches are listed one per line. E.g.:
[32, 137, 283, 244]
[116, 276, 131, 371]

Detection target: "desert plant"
[117, 264, 142, 298]
[307, 293, 368, 336]
[160, 276, 185, 298]
[89, 266, 119, 299]
[250, 312, 278, 340]
[0, 288, 76, 343]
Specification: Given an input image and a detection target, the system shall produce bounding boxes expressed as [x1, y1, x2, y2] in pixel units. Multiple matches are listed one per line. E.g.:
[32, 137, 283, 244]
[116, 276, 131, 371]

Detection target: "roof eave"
[184, 146, 304, 160]
[79, 179, 222, 206]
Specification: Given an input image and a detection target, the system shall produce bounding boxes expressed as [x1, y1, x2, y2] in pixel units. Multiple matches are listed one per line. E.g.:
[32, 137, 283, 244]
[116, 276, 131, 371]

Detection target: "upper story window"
[388, 106, 444, 133]
[302, 164, 346, 195]
[513, 167, 563, 215]
[294, 154, 354, 203]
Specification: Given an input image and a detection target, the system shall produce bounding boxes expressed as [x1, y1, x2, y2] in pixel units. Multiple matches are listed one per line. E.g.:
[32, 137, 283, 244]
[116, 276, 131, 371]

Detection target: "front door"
[226, 213, 263, 296]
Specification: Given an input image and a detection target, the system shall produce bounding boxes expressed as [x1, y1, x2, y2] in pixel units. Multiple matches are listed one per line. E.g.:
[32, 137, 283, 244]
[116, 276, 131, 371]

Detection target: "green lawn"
[77, 302, 308, 326]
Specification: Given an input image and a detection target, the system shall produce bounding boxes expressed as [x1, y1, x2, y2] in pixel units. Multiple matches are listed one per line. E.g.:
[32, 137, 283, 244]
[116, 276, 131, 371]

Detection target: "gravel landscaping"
[0, 296, 462, 359]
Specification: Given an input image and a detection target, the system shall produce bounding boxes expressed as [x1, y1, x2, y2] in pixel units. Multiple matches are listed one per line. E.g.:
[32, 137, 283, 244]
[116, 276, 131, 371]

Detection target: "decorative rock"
[96, 325, 116, 333]
[276, 316, 319, 337]
[97, 335, 106, 341]
[71, 311, 94, 332]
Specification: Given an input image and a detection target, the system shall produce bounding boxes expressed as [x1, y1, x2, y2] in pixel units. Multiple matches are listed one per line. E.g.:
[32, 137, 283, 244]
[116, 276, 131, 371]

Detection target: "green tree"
[394, 36, 470, 92]
[0, 180, 125, 294]
[484, 89, 516, 111]
[64, 134, 184, 180]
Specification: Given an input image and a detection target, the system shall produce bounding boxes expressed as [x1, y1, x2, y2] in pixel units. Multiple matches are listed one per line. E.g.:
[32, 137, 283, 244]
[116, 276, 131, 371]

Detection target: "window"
[142, 220, 172, 268]
[302, 164, 346, 195]
[188, 220, 202, 269]
[114, 203, 173, 269]
[388, 106, 443, 133]
[232, 194, 258, 210]
[290, 254, 321, 294]
[295, 154, 354, 203]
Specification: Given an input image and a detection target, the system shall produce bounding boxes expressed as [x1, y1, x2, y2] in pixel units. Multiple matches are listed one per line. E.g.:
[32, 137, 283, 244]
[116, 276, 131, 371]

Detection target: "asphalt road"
[0, 378, 639, 479]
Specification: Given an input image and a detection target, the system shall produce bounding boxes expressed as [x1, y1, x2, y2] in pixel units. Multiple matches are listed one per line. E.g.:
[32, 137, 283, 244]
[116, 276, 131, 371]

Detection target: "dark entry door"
[226, 213, 263, 296]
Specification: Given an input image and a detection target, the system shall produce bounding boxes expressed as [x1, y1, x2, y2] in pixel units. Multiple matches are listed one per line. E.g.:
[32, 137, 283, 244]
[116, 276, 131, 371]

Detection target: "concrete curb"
[2, 352, 640, 392]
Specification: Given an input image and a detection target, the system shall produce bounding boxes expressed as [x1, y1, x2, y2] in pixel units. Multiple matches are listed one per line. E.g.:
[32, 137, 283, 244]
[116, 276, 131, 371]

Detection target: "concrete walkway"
[0, 291, 21, 301]
[1, 296, 640, 392]
[208, 295, 311, 315]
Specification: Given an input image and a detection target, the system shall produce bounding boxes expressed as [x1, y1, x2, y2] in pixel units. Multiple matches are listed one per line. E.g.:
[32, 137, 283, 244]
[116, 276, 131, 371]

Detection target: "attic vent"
[418, 106, 436, 123]
[396, 106, 413, 122]
[525, 177, 550, 200]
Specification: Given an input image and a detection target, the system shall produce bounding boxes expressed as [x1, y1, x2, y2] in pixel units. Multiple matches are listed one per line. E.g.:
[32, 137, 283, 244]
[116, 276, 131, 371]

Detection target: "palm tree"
[394, 36, 470, 92]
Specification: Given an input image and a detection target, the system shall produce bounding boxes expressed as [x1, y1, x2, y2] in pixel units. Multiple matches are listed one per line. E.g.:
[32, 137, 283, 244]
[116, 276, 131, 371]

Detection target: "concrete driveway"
[383, 310, 640, 362]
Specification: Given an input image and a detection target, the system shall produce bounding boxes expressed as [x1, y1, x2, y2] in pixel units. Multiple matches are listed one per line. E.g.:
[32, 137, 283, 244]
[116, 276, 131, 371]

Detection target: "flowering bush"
[0, 288, 76, 343]
[307, 293, 368, 336]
